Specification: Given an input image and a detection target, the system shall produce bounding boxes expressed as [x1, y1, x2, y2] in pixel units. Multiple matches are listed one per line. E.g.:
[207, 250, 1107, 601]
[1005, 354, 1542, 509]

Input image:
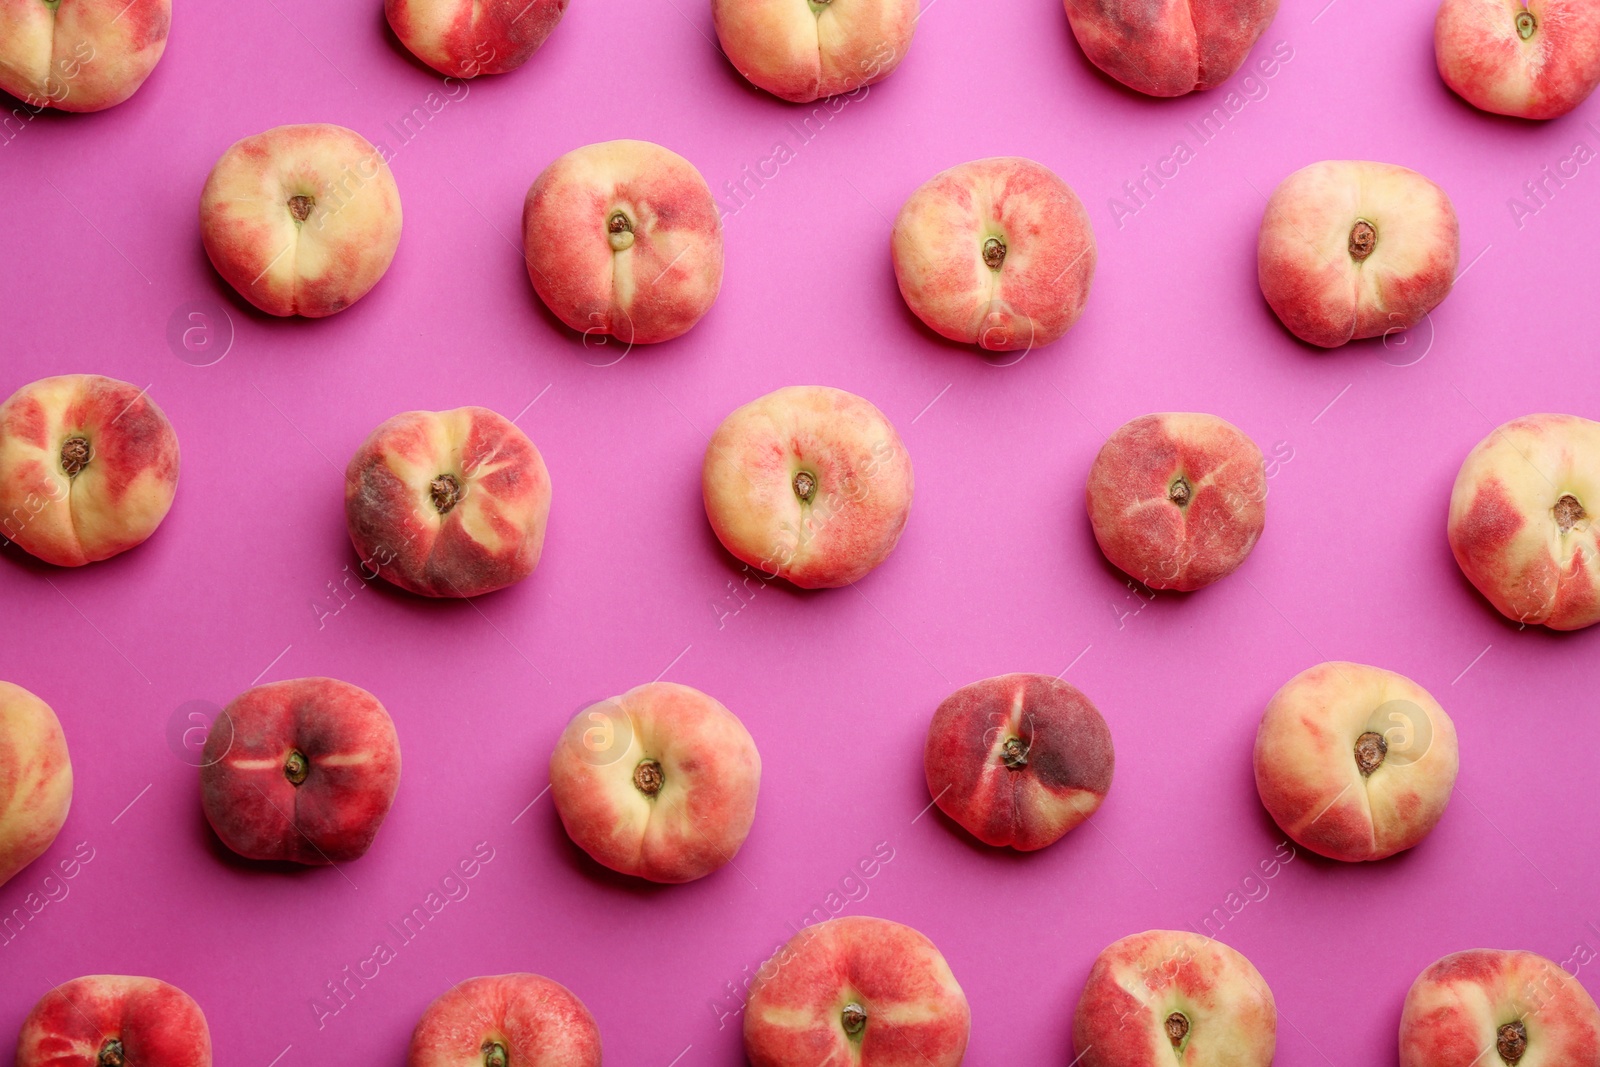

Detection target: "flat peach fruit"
[0, 374, 180, 566]
[17, 975, 211, 1067]
[702, 385, 914, 588]
[1073, 930, 1277, 1067]
[522, 140, 723, 345]
[892, 157, 1096, 353]
[1254, 662, 1459, 862]
[711, 0, 916, 102]
[1448, 413, 1599, 630]
[549, 681, 760, 883]
[923, 673, 1113, 850]
[744, 916, 970, 1066]
[1400, 949, 1600, 1067]
[1258, 160, 1459, 348]
[408, 974, 602, 1067]
[0, 0, 170, 111]
[345, 406, 552, 599]
[200, 123, 403, 318]
[200, 677, 401, 865]
[1086, 413, 1267, 591]
[1064, 0, 1279, 97]
[1436, 0, 1600, 119]
[0, 680, 72, 887]
[386, 0, 570, 78]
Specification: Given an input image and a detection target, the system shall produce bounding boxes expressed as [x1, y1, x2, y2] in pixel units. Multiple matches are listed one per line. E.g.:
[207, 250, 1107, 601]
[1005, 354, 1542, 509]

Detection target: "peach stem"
[98, 1039, 125, 1067]
[288, 195, 314, 222]
[841, 1002, 867, 1036]
[1555, 494, 1586, 533]
[1516, 9, 1536, 38]
[1165, 1012, 1189, 1047]
[1498, 1021, 1527, 1064]
[633, 759, 664, 796]
[1354, 731, 1387, 777]
[1349, 219, 1377, 261]
[284, 750, 309, 786]
[482, 1041, 508, 1067]
[60, 436, 91, 477]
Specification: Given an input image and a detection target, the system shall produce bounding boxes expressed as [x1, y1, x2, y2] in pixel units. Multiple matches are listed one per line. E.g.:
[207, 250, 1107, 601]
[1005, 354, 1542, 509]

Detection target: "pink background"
[2, 0, 1599, 1061]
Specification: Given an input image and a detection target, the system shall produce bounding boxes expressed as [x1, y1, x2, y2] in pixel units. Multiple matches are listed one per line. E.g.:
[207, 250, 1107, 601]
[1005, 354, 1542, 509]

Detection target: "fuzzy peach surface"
[522, 139, 724, 344]
[743, 916, 970, 1067]
[199, 678, 402, 865]
[385, 0, 571, 78]
[0, 0, 169, 111]
[1257, 160, 1459, 348]
[1064, 0, 1280, 96]
[1253, 662, 1459, 862]
[548, 681, 760, 883]
[0, 681, 72, 888]
[1400, 949, 1600, 1067]
[16, 975, 212, 1067]
[1448, 413, 1600, 630]
[1086, 412, 1266, 591]
[1435, 0, 1600, 119]
[0, 374, 180, 566]
[1073, 930, 1277, 1067]
[345, 405, 553, 599]
[711, 0, 916, 102]
[702, 385, 914, 588]
[923, 672, 1114, 850]
[407, 974, 602, 1067]
[892, 157, 1096, 352]
[199, 123, 403, 318]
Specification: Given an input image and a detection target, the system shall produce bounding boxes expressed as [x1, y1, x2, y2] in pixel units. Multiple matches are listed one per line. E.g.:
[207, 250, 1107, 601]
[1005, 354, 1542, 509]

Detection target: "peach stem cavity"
[841, 1002, 867, 1036]
[633, 758, 664, 796]
[1168, 475, 1193, 508]
[1555, 494, 1586, 533]
[288, 194, 314, 222]
[1516, 9, 1536, 38]
[284, 750, 309, 786]
[793, 470, 817, 503]
[1165, 1011, 1190, 1047]
[607, 211, 635, 251]
[1355, 730, 1388, 777]
[1349, 219, 1377, 261]
[1498, 1020, 1527, 1065]
[982, 236, 1006, 271]
[97, 1039, 125, 1067]
[431, 474, 463, 515]
[60, 436, 91, 477]
[482, 1041, 508, 1067]
[1001, 736, 1029, 769]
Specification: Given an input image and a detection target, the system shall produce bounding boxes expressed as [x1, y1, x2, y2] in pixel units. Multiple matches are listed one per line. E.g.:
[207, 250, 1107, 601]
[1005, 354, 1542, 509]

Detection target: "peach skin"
[16, 975, 212, 1067]
[743, 916, 970, 1066]
[200, 678, 401, 865]
[386, 0, 571, 78]
[0, 681, 72, 887]
[1086, 413, 1267, 590]
[0, 374, 180, 566]
[1254, 662, 1459, 862]
[1448, 414, 1599, 630]
[345, 406, 553, 599]
[407, 974, 602, 1067]
[892, 157, 1096, 353]
[924, 673, 1114, 850]
[522, 139, 723, 344]
[1073, 930, 1277, 1067]
[200, 124, 403, 318]
[1064, 0, 1279, 97]
[711, 0, 916, 102]
[1257, 160, 1459, 348]
[1400, 949, 1600, 1067]
[0, 0, 170, 111]
[702, 386, 914, 588]
[549, 682, 760, 883]
[1435, 0, 1600, 119]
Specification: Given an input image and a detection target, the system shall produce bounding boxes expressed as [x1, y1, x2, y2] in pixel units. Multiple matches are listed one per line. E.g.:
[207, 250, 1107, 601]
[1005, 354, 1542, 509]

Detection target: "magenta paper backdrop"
[2, 0, 1599, 1062]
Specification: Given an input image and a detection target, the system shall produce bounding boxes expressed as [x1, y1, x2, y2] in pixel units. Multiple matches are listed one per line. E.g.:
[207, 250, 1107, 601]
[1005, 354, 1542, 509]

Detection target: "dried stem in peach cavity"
[1498, 1021, 1527, 1065]
[792, 470, 816, 503]
[431, 474, 462, 515]
[1168, 476, 1193, 507]
[98, 1040, 125, 1067]
[607, 211, 635, 251]
[633, 758, 664, 796]
[1515, 9, 1536, 38]
[841, 1002, 867, 1035]
[1555, 494, 1586, 533]
[482, 1041, 508, 1067]
[284, 750, 310, 785]
[1165, 1012, 1190, 1047]
[1354, 731, 1388, 777]
[288, 194, 314, 222]
[1349, 219, 1377, 261]
[982, 236, 1006, 271]
[1001, 736, 1029, 769]
[60, 436, 91, 477]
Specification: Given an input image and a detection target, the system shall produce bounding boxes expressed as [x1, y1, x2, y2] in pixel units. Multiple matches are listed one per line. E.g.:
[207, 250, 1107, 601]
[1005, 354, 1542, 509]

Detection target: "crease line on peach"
[44, 577, 151, 684]
[45, 178, 151, 284]
[245, 778, 362, 891]
[252, 382, 342, 475]
[1453, 781, 1558, 891]
[263, 0, 358, 89]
